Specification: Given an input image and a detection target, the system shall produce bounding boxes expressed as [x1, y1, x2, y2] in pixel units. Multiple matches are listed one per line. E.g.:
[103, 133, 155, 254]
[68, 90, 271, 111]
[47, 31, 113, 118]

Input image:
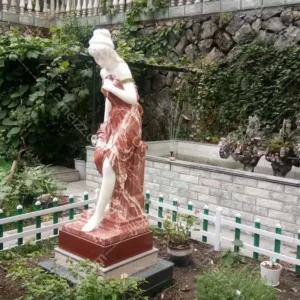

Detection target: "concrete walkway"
[64, 180, 96, 200]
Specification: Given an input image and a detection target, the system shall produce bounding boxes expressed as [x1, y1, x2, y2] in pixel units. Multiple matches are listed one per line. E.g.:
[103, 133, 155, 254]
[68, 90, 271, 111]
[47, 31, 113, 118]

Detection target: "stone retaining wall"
[0, 21, 49, 36]
[86, 145, 300, 238]
[134, 4, 300, 140]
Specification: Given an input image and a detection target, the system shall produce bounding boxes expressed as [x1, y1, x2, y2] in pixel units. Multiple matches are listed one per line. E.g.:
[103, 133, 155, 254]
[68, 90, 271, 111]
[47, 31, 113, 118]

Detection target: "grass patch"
[0, 237, 58, 261]
[196, 267, 277, 300]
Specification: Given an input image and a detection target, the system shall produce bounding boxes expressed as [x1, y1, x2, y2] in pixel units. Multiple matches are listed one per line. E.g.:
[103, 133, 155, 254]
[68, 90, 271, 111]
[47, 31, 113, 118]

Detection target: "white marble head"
[88, 29, 120, 69]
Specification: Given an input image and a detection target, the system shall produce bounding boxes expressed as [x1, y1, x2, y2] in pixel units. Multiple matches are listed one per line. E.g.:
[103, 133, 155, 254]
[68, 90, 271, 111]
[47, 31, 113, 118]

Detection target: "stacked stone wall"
[132, 5, 300, 140]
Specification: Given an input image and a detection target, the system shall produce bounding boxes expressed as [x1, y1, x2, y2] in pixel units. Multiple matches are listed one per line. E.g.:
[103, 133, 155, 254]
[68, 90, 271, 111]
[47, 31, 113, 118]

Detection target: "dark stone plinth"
[135, 259, 174, 296]
[39, 258, 174, 297]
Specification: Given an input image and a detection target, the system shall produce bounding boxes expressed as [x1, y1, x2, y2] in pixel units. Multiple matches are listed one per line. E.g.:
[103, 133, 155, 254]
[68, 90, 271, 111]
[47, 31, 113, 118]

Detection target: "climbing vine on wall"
[192, 44, 300, 138]
[0, 28, 92, 166]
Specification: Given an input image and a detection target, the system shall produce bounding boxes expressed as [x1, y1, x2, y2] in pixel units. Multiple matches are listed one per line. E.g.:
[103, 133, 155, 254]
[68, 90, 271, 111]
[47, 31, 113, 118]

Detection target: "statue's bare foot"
[82, 204, 110, 232]
[82, 215, 103, 232]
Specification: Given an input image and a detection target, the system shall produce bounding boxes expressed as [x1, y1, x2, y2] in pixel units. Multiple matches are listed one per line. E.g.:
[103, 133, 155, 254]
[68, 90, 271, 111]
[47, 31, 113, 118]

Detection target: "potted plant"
[265, 118, 300, 177]
[219, 115, 267, 172]
[163, 211, 196, 267]
[260, 257, 282, 287]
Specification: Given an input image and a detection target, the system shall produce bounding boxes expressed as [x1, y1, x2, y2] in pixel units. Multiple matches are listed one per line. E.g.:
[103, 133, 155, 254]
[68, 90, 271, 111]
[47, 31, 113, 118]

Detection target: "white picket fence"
[147, 194, 300, 271]
[1, 190, 300, 272]
[0, 190, 99, 250]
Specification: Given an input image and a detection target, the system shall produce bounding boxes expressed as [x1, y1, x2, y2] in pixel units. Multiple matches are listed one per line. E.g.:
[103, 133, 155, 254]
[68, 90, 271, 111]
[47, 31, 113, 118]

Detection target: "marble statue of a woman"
[82, 29, 147, 232]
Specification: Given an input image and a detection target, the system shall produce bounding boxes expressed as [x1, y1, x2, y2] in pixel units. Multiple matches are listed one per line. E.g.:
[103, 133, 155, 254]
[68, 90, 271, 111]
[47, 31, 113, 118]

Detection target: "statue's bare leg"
[82, 158, 116, 232]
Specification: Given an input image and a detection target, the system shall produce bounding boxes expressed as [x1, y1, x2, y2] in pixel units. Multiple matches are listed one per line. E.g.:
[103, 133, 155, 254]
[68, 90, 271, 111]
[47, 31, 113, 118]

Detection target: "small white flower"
[236, 290, 242, 296]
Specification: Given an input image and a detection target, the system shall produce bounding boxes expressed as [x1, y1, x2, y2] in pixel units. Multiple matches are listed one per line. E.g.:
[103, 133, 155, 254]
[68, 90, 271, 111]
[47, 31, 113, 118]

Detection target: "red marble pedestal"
[59, 209, 153, 267]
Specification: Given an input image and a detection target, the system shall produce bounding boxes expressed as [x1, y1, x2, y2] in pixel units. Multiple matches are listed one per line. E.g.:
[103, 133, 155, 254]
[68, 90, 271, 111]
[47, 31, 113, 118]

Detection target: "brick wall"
[86, 146, 300, 238]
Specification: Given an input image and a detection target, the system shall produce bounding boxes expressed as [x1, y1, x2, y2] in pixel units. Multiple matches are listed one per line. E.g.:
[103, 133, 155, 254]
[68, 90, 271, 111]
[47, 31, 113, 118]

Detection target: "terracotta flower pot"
[167, 243, 193, 267]
[260, 261, 282, 287]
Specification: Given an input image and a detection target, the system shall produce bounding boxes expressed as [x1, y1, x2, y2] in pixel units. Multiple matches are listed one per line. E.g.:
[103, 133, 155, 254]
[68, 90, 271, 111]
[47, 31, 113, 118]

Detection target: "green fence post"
[17, 205, 23, 246]
[234, 213, 241, 253]
[172, 198, 178, 223]
[188, 201, 193, 237]
[145, 191, 150, 214]
[0, 209, 3, 250]
[296, 230, 300, 273]
[69, 195, 74, 220]
[274, 224, 281, 263]
[53, 198, 58, 235]
[253, 218, 261, 260]
[202, 205, 209, 243]
[158, 194, 163, 228]
[84, 191, 89, 210]
[35, 201, 41, 241]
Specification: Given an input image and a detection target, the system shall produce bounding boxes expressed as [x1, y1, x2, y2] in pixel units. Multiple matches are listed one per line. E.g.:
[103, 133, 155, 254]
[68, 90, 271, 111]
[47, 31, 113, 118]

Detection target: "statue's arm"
[100, 69, 112, 123]
[102, 65, 138, 105]
[104, 98, 111, 122]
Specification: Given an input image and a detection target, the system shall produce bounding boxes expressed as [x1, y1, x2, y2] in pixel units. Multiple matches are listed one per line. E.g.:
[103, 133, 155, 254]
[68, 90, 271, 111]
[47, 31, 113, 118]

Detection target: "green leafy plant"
[163, 211, 197, 248]
[0, 171, 12, 204]
[194, 44, 300, 139]
[220, 249, 245, 267]
[0, 157, 11, 174]
[8, 258, 147, 300]
[219, 13, 233, 25]
[150, 225, 165, 237]
[0, 165, 65, 207]
[268, 139, 290, 154]
[69, 260, 147, 300]
[8, 263, 71, 300]
[14, 165, 65, 196]
[0, 237, 58, 261]
[0, 28, 93, 167]
[196, 267, 277, 300]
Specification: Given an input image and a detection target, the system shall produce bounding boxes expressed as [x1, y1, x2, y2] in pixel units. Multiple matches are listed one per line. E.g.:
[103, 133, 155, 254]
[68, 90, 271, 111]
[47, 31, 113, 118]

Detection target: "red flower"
[176, 203, 180, 207]
[195, 209, 200, 215]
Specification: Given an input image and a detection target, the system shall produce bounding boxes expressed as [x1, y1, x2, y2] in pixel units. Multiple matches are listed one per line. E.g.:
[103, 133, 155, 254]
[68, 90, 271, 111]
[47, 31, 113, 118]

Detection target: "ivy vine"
[0, 28, 92, 166]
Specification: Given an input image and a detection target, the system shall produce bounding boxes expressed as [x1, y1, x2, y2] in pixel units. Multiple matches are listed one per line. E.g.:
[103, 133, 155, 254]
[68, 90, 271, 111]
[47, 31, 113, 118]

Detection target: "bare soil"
[261, 262, 282, 270]
[0, 264, 23, 300]
[153, 237, 300, 300]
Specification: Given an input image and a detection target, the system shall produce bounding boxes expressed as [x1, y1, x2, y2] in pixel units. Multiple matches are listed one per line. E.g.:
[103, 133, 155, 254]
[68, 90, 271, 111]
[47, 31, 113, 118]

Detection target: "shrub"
[0, 29, 93, 167]
[0, 165, 65, 206]
[194, 44, 300, 139]
[196, 267, 277, 300]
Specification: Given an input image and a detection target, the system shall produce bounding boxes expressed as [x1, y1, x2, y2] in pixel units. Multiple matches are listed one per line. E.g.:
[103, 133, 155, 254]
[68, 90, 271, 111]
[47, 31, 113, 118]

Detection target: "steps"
[48, 166, 80, 183]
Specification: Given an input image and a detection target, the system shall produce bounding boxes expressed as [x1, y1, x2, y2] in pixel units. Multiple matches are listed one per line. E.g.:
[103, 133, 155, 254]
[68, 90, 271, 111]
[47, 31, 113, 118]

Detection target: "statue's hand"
[102, 79, 114, 93]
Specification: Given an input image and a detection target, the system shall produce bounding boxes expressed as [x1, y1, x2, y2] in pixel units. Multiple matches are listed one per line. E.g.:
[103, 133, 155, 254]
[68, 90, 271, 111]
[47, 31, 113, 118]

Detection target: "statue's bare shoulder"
[100, 63, 132, 81]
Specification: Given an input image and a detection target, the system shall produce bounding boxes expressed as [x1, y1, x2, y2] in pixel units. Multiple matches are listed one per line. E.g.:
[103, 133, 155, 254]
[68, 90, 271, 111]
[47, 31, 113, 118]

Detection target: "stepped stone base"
[39, 258, 174, 296]
[54, 247, 158, 279]
[58, 229, 154, 267]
